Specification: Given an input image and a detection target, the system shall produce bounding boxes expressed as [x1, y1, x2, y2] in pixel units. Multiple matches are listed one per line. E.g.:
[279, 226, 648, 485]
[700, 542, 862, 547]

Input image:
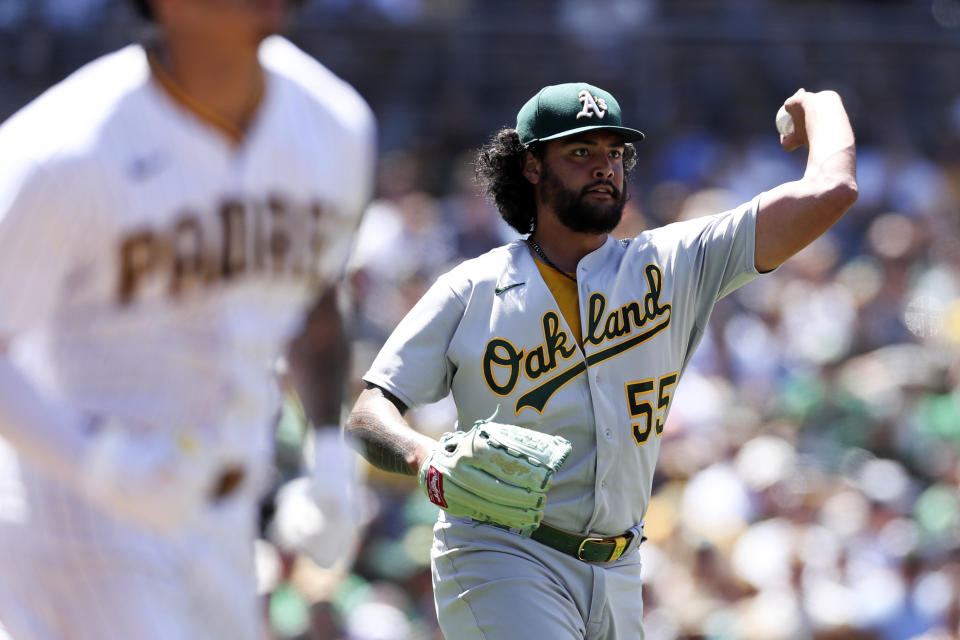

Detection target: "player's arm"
[282, 286, 363, 497]
[343, 274, 467, 476]
[754, 89, 858, 273]
[347, 384, 571, 534]
[0, 338, 92, 484]
[0, 151, 217, 531]
[286, 287, 350, 431]
[0, 155, 95, 487]
[344, 384, 438, 476]
[270, 287, 373, 567]
[0, 337, 222, 530]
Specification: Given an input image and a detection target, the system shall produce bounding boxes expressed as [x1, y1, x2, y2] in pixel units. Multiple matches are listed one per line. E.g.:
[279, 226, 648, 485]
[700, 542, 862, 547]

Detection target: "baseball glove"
[418, 415, 572, 535]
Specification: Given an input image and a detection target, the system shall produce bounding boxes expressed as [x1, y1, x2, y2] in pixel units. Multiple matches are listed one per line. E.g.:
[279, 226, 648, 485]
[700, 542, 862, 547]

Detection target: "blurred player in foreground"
[0, 0, 375, 638]
[344, 82, 857, 638]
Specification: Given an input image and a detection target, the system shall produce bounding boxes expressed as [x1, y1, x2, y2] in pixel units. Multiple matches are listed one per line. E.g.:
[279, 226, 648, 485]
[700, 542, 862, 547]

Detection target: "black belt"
[530, 522, 634, 563]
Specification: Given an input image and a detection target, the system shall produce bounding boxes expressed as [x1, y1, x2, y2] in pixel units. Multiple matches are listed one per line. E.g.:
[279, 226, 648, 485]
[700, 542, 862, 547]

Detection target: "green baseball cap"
[516, 82, 644, 146]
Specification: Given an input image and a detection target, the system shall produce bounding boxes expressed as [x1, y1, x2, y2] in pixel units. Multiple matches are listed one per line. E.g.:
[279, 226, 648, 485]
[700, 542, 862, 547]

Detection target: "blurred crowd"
[304, 124, 960, 640]
[2, 1, 959, 639]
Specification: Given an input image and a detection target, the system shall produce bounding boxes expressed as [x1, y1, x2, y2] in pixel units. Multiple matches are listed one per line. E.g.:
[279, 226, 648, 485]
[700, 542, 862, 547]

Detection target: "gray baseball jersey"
[364, 197, 764, 638]
[365, 196, 763, 538]
[0, 36, 374, 640]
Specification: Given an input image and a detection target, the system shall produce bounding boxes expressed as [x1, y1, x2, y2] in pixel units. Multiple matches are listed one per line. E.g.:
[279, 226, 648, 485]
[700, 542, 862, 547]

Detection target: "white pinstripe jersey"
[364, 197, 763, 537]
[0, 36, 375, 518]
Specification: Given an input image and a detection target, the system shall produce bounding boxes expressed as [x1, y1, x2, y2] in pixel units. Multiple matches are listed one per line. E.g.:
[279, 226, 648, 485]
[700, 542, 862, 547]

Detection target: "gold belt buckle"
[577, 534, 629, 562]
[577, 537, 605, 561]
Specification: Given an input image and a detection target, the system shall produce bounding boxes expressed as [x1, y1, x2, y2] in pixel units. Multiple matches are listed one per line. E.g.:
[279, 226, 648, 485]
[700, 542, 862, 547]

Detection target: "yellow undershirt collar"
[531, 252, 583, 349]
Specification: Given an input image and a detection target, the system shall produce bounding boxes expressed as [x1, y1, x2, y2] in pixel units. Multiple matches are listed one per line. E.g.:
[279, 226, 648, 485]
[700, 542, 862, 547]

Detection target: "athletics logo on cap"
[515, 82, 644, 146]
[576, 90, 607, 120]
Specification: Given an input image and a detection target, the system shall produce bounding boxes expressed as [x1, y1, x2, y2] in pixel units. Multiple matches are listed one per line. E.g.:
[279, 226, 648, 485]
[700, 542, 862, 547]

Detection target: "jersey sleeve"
[326, 99, 376, 282]
[344, 93, 376, 227]
[362, 275, 466, 410]
[318, 68, 376, 283]
[259, 36, 378, 285]
[0, 156, 83, 335]
[681, 194, 766, 327]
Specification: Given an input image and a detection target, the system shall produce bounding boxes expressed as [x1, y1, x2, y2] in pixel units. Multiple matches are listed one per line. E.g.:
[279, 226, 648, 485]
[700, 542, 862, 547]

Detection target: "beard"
[538, 163, 628, 234]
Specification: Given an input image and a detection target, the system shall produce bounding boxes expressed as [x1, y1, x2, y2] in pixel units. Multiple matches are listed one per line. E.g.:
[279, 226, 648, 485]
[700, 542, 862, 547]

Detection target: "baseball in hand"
[776, 105, 795, 137]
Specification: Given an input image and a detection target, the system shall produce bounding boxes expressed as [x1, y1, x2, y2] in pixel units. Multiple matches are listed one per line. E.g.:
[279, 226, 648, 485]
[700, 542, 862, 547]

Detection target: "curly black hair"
[474, 128, 637, 235]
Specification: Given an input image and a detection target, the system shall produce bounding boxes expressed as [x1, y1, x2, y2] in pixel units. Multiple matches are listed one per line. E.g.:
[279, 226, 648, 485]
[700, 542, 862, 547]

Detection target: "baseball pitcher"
[345, 82, 857, 638]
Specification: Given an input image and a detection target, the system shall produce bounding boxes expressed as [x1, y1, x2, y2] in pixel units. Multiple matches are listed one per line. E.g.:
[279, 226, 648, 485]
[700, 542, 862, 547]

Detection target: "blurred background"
[2, 1, 959, 638]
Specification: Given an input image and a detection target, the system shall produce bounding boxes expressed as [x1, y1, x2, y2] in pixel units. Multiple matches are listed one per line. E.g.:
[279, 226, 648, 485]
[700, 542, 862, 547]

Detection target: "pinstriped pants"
[0, 451, 263, 640]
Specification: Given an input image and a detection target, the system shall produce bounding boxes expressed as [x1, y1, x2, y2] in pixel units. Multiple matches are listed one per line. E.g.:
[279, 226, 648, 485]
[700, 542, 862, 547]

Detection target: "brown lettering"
[170, 215, 204, 296]
[220, 200, 246, 279]
[308, 203, 327, 281]
[118, 231, 158, 304]
[268, 196, 290, 274]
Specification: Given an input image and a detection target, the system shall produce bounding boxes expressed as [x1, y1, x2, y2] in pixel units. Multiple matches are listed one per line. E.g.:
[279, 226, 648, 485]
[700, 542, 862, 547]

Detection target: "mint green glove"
[418, 417, 571, 535]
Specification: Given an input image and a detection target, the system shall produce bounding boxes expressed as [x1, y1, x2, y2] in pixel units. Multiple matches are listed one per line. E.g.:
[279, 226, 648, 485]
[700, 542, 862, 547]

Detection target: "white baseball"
[776, 105, 795, 137]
